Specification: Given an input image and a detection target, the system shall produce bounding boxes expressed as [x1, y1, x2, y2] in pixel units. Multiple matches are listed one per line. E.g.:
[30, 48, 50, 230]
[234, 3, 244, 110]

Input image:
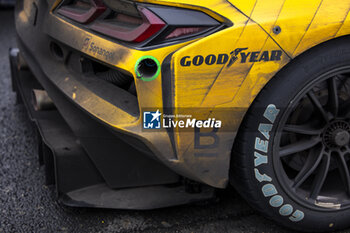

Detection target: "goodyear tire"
[230, 36, 350, 232]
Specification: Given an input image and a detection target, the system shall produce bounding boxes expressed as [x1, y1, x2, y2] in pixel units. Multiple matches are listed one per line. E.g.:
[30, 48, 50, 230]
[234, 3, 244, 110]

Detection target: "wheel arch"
[229, 34, 350, 179]
[228, 32, 350, 232]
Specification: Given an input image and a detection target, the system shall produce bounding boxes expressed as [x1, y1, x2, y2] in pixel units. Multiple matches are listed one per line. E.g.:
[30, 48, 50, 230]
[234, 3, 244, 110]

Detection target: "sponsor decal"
[194, 127, 220, 157]
[254, 104, 305, 223]
[227, 48, 248, 67]
[180, 48, 283, 67]
[82, 36, 115, 61]
[143, 110, 222, 130]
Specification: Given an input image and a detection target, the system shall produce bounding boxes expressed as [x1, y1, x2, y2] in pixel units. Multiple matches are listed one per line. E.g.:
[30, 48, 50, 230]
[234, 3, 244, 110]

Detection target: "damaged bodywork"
[13, 0, 350, 209]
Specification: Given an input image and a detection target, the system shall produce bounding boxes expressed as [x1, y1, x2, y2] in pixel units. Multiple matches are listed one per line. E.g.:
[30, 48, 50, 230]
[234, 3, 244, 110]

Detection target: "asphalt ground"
[0, 9, 333, 233]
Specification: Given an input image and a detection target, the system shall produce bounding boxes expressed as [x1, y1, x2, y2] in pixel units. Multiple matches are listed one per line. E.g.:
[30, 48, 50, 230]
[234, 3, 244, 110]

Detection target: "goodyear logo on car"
[180, 48, 283, 67]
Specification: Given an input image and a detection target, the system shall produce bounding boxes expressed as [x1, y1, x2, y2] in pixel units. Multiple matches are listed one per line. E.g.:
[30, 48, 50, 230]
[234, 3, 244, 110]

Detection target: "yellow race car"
[11, 0, 350, 231]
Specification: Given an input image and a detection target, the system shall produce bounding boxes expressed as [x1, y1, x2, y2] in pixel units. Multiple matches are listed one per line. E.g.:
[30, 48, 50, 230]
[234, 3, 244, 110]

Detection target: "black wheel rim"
[274, 67, 350, 211]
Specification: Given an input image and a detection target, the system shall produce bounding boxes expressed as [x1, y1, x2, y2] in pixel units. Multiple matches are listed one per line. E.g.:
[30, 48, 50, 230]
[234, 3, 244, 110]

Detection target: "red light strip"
[90, 7, 166, 43]
[57, 0, 106, 24]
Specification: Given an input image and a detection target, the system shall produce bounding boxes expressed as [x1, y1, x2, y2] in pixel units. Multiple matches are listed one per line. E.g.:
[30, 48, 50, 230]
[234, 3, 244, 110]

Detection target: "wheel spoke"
[337, 74, 349, 90]
[283, 124, 322, 136]
[328, 77, 339, 117]
[340, 99, 350, 118]
[307, 90, 330, 122]
[335, 152, 350, 196]
[292, 146, 324, 189]
[276, 71, 350, 207]
[310, 154, 330, 199]
[279, 137, 321, 157]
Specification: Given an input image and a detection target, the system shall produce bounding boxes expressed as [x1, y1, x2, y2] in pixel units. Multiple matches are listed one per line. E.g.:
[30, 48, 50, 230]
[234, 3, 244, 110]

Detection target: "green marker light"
[135, 55, 161, 81]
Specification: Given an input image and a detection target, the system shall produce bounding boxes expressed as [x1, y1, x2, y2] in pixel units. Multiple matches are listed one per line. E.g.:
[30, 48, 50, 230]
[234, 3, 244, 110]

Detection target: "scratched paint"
[31, 0, 350, 188]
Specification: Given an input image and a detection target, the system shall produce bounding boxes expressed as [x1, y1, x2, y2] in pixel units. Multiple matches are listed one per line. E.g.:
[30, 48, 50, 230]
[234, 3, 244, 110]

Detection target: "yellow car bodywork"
[18, 0, 350, 188]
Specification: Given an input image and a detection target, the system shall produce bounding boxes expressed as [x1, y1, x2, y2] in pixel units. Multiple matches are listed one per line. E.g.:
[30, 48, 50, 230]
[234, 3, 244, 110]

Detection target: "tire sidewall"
[240, 37, 350, 232]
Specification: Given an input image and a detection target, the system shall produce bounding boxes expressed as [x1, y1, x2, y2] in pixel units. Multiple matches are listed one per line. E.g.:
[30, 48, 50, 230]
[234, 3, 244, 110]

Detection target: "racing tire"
[230, 36, 350, 232]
